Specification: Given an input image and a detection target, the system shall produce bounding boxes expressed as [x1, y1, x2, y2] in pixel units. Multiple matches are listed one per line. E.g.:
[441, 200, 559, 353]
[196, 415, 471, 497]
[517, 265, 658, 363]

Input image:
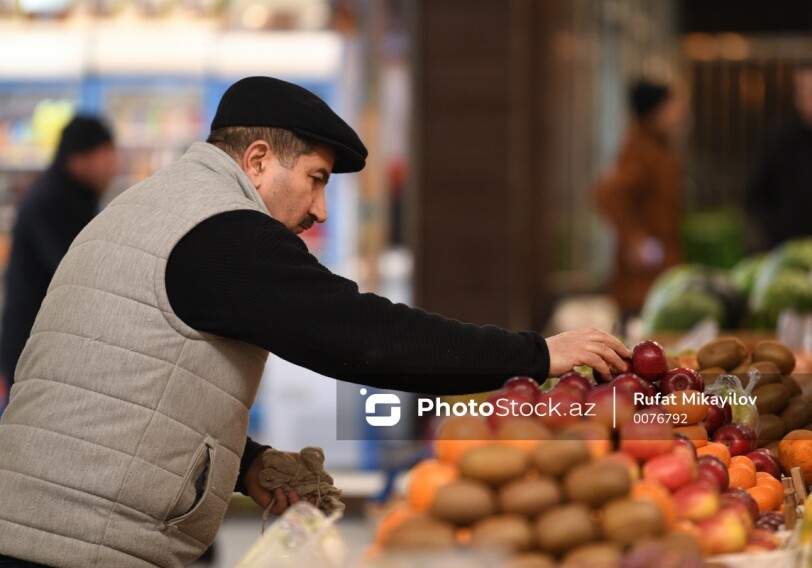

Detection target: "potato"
[431, 479, 496, 526]
[602, 499, 665, 545]
[697, 337, 747, 371]
[460, 445, 527, 486]
[498, 477, 561, 517]
[753, 340, 796, 375]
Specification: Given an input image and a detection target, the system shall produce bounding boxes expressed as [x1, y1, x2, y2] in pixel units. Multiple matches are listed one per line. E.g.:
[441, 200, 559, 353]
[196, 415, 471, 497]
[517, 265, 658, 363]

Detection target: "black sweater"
[165, 210, 551, 492]
[165, 210, 550, 396]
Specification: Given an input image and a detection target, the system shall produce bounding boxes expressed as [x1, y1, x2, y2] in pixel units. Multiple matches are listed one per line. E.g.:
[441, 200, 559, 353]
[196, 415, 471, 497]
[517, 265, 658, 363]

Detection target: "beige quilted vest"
[0, 142, 270, 567]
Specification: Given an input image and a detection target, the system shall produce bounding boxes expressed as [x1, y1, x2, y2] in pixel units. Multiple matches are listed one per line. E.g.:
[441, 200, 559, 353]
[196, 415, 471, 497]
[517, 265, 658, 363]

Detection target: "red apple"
[755, 511, 784, 532]
[697, 455, 729, 491]
[485, 389, 535, 430]
[746, 449, 782, 479]
[611, 372, 655, 404]
[631, 340, 669, 382]
[673, 432, 698, 459]
[557, 371, 592, 393]
[673, 482, 721, 521]
[536, 389, 582, 431]
[703, 402, 732, 436]
[722, 488, 760, 526]
[712, 423, 757, 456]
[586, 385, 636, 429]
[747, 528, 779, 550]
[660, 368, 705, 395]
[643, 452, 696, 492]
[620, 411, 675, 462]
[697, 509, 748, 555]
[502, 376, 541, 402]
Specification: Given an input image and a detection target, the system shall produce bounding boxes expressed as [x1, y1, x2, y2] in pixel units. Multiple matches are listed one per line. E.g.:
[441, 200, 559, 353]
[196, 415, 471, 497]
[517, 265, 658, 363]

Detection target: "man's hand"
[547, 327, 630, 381]
[244, 451, 301, 515]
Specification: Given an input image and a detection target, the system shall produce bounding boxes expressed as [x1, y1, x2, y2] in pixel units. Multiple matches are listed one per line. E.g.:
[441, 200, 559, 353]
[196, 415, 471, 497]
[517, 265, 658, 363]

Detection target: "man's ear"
[242, 141, 272, 188]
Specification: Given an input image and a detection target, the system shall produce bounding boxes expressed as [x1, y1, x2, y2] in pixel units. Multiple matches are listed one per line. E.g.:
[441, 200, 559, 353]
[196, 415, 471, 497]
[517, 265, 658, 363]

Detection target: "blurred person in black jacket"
[0, 116, 116, 392]
[746, 64, 812, 249]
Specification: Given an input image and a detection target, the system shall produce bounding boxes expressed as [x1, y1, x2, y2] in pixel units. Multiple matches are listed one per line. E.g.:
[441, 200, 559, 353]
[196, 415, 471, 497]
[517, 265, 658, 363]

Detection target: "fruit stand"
[361, 336, 812, 568]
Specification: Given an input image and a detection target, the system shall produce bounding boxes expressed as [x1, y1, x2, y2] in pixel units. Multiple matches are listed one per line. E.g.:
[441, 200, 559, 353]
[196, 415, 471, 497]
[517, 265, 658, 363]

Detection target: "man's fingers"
[583, 351, 611, 380]
[594, 342, 626, 371]
[270, 488, 288, 515]
[288, 490, 301, 504]
[584, 328, 629, 358]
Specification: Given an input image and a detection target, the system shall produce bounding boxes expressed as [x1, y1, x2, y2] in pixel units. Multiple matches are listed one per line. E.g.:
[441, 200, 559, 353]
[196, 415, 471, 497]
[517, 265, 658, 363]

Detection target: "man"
[746, 63, 812, 248]
[595, 79, 685, 322]
[0, 116, 116, 393]
[0, 77, 627, 568]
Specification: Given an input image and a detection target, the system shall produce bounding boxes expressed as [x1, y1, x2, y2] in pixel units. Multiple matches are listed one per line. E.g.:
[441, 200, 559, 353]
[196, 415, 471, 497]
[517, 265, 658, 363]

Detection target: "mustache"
[300, 214, 317, 231]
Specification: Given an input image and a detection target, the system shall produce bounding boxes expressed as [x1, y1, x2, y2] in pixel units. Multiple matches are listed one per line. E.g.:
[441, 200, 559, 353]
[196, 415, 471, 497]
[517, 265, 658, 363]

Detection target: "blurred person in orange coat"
[594, 79, 686, 324]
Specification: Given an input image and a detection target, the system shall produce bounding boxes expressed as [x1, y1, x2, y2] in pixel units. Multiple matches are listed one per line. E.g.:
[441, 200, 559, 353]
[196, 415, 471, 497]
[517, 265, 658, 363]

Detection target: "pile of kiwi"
[384, 438, 683, 568]
[697, 338, 812, 450]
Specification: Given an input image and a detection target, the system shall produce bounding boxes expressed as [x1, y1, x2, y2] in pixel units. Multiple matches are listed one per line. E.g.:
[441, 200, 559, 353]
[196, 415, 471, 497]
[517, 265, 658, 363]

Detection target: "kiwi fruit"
[561, 542, 623, 568]
[460, 445, 527, 487]
[753, 383, 791, 415]
[500, 552, 557, 568]
[564, 460, 631, 507]
[471, 514, 534, 552]
[602, 498, 665, 545]
[782, 375, 803, 398]
[535, 503, 596, 555]
[498, 477, 561, 517]
[746, 361, 783, 386]
[531, 438, 590, 478]
[753, 340, 796, 375]
[431, 479, 496, 526]
[781, 396, 812, 431]
[758, 414, 787, 446]
[699, 367, 726, 385]
[387, 515, 456, 550]
[697, 337, 747, 371]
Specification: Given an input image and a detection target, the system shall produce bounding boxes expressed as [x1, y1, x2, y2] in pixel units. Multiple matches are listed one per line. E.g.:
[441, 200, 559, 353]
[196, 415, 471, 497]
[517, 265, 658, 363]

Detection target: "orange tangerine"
[755, 472, 785, 497]
[697, 442, 731, 467]
[661, 389, 710, 424]
[406, 459, 458, 511]
[631, 480, 677, 529]
[674, 423, 708, 448]
[728, 464, 757, 489]
[375, 503, 418, 545]
[746, 485, 782, 512]
[730, 456, 756, 472]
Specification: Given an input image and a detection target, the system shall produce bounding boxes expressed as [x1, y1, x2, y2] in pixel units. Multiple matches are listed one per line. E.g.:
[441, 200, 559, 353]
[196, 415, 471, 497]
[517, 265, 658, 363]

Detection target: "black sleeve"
[235, 437, 270, 495]
[165, 210, 550, 395]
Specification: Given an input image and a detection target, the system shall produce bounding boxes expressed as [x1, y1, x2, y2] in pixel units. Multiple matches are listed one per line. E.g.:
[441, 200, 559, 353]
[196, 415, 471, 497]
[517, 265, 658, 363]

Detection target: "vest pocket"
[164, 435, 216, 525]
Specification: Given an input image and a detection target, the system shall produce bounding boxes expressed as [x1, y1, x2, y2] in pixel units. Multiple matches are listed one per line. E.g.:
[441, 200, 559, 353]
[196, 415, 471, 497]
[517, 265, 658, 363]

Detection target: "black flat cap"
[211, 76, 367, 174]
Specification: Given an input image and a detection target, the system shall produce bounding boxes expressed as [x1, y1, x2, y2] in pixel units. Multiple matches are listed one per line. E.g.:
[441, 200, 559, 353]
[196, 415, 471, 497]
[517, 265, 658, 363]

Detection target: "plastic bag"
[704, 370, 761, 436]
[235, 502, 347, 568]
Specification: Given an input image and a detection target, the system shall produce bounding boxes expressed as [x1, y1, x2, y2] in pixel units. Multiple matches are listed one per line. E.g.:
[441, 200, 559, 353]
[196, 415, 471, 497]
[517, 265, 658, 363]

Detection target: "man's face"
[250, 142, 335, 234]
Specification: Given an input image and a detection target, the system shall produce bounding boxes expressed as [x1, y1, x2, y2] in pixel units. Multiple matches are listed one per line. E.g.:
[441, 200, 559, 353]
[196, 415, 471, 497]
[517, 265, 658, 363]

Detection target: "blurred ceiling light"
[718, 33, 750, 61]
[681, 33, 717, 61]
[242, 3, 270, 30]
